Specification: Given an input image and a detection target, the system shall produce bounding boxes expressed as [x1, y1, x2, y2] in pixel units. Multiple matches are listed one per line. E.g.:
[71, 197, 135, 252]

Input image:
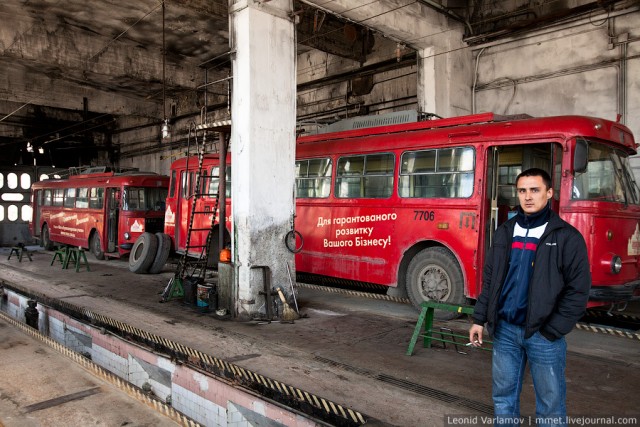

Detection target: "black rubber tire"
[405, 247, 465, 320]
[90, 232, 105, 260]
[284, 230, 304, 253]
[128, 232, 159, 274]
[41, 224, 54, 250]
[148, 233, 171, 274]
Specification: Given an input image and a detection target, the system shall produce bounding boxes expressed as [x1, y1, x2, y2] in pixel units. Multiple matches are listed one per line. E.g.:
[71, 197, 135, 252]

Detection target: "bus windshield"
[572, 139, 640, 204]
[122, 187, 168, 211]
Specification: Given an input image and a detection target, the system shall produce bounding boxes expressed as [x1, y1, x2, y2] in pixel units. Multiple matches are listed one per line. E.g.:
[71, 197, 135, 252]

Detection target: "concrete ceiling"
[0, 0, 610, 166]
[0, 0, 405, 116]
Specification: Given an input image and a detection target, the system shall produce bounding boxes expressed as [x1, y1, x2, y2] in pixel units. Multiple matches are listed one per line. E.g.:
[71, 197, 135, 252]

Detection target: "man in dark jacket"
[469, 168, 591, 427]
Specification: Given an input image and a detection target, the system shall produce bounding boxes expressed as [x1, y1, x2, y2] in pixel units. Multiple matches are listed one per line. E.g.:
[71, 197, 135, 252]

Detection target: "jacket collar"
[515, 202, 551, 229]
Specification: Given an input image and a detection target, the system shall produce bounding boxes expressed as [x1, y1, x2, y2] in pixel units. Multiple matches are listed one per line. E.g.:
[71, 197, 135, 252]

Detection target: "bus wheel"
[406, 247, 465, 320]
[41, 224, 54, 250]
[148, 233, 171, 274]
[129, 232, 159, 274]
[90, 233, 105, 260]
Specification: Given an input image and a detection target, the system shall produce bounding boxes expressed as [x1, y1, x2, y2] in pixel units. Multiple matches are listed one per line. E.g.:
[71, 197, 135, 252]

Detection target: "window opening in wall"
[8, 205, 18, 221]
[21, 173, 31, 189]
[1, 193, 24, 202]
[7, 173, 17, 189]
[22, 205, 32, 221]
[0, 173, 4, 188]
[39, 174, 49, 181]
[0, 206, 4, 221]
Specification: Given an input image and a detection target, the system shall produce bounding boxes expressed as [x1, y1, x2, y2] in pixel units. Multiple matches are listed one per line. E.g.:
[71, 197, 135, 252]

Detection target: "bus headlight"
[611, 255, 622, 274]
[124, 232, 131, 241]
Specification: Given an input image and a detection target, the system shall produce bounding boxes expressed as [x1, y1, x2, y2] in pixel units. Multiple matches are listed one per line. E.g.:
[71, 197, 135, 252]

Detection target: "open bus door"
[107, 188, 119, 253]
[486, 147, 499, 248]
[175, 170, 194, 254]
[33, 190, 42, 239]
[482, 143, 562, 285]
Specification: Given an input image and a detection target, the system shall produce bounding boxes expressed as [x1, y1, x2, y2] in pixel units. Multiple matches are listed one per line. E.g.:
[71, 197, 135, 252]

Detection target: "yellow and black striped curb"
[297, 282, 411, 304]
[575, 322, 640, 341]
[0, 280, 368, 426]
[0, 310, 199, 427]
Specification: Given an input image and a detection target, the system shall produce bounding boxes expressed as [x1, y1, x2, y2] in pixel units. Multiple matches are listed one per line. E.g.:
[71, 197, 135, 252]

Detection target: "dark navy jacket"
[472, 209, 591, 340]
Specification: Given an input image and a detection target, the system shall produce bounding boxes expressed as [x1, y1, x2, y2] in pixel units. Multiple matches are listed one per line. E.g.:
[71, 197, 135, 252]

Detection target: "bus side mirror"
[574, 139, 588, 174]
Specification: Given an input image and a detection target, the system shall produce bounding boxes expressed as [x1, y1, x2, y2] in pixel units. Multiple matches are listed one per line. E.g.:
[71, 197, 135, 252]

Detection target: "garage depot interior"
[0, 1, 639, 426]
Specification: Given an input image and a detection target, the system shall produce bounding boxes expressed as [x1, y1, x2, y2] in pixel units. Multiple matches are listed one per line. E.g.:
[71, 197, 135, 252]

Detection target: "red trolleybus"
[161, 113, 640, 309]
[295, 112, 640, 308]
[30, 168, 169, 259]
[163, 155, 232, 258]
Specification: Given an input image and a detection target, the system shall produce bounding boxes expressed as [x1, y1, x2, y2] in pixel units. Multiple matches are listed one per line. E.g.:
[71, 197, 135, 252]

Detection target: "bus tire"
[41, 224, 54, 250]
[405, 247, 465, 320]
[90, 232, 105, 260]
[129, 232, 158, 274]
[148, 233, 171, 274]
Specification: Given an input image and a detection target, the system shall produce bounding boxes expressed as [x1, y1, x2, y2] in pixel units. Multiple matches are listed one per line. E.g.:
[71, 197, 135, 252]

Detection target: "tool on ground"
[285, 262, 299, 314]
[276, 287, 299, 321]
[253, 265, 277, 323]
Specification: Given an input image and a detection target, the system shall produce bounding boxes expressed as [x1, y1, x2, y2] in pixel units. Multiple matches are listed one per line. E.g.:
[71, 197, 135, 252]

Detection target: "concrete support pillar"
[229, 0, 296, 321]
[417, 41, 472, 118]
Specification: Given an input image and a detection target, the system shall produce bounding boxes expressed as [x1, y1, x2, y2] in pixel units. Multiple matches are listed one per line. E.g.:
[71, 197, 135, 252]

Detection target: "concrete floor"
[0, 247, 639, 426]
[0, 314, 178, 427]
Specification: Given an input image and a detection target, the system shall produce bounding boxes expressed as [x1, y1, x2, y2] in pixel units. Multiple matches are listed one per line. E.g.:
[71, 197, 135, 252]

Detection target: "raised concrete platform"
[1, 246, 639, 426]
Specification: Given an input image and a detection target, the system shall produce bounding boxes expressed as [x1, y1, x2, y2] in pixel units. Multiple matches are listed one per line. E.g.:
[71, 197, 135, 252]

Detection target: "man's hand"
[469, 324, 484, 347]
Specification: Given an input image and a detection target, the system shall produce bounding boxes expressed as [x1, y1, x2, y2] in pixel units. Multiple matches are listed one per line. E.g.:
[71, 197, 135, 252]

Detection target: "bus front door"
[107, 188, 119, 253]
[484, 142, 561, 245]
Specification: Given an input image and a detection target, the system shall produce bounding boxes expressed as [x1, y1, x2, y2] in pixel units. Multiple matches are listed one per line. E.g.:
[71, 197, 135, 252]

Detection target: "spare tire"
[148, 233, 172, 274]
[128, 232, 158, 274]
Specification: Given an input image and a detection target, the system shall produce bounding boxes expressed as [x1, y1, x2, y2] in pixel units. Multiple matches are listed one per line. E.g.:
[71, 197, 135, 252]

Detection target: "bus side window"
[53, 189, 64, 206]
[363, 154, 394, 198]
[169, 170, 176, 198]
[89, 188, 104, 209]
[338, 154, 396, 199]
[76, 188, 89, 209]
[63, 188, 76, 208]
[43, 189, 52, 206]
[296, 159, 331, 198]
[180, 171, 189, 198]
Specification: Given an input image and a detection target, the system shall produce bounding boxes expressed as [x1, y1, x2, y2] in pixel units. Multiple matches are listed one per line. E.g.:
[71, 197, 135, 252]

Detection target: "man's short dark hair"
[516, 168, 552, 190]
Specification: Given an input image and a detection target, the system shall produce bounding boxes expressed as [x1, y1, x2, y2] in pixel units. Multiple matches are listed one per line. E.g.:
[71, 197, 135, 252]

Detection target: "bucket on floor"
[196, 283, 213, 308]
[182, 277, 198, 305]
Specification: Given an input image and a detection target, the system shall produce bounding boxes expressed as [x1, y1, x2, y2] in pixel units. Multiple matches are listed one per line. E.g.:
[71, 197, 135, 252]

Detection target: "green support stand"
[8, 245, 32, 262]
[62, 247, 90, 272]
[406, 301, 489, 355]
[161, 277, 184, 302]
[51, 247, 68, 266]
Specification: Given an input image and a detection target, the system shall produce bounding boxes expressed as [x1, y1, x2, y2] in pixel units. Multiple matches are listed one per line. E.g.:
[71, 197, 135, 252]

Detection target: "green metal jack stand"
[161, 276, 184, 302]
[406, 301, 491, 355]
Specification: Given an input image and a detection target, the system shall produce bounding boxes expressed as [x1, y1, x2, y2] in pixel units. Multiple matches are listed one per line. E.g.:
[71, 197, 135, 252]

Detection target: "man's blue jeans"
[492, 321, 567, 427]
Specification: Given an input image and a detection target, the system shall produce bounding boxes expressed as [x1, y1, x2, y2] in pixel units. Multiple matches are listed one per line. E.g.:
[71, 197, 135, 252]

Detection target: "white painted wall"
[472, 8, 640, 174]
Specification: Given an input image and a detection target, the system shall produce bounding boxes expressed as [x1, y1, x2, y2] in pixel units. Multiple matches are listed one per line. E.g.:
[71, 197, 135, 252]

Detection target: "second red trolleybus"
[150, 112, 640, 309]
[30, 167, 169, 260]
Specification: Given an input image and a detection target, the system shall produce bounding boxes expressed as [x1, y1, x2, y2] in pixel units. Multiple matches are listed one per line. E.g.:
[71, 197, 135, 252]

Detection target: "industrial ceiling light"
[161, 1, 171, 139]
[162, 118, 170, 139]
